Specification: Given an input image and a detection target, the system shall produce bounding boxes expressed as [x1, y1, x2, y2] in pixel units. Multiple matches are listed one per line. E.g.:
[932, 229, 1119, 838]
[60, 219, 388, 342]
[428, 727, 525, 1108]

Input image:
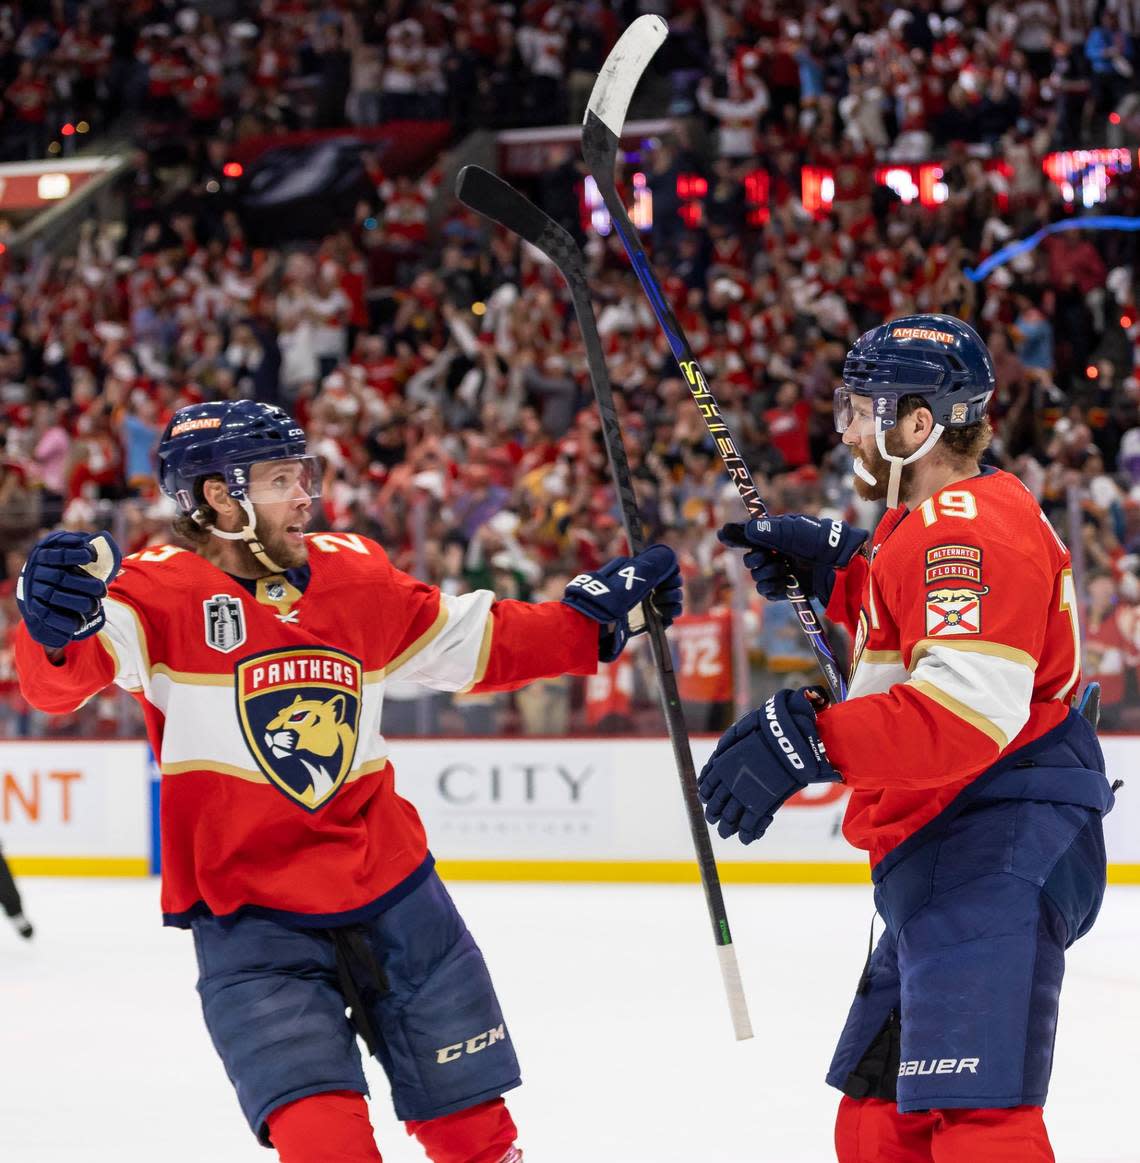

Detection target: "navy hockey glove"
[16, 531, 122, 651]
[562, 543, 682, 662]
[718, 515, 868, 604]
[698, 687, 840, 844]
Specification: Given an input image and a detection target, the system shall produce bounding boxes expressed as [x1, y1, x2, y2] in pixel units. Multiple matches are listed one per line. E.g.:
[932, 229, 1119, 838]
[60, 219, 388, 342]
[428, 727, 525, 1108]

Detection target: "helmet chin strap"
[208, 496, 287, 573]
[874, 419, 945, 508]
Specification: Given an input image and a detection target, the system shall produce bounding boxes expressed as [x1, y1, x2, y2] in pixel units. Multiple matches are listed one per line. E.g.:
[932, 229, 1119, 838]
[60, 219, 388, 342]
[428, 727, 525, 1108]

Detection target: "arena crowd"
[2, 0, 1140, 737]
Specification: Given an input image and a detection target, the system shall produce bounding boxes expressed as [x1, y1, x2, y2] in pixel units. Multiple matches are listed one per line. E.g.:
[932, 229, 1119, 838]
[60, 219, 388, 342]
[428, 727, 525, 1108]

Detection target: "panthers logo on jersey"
[235, 648, 362, 810]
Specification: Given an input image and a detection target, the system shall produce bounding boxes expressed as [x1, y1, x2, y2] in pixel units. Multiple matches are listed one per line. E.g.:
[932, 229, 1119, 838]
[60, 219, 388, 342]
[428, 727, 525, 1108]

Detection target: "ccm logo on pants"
[899, 1057, 980, 1076]
[435, 1024, 507, 1064]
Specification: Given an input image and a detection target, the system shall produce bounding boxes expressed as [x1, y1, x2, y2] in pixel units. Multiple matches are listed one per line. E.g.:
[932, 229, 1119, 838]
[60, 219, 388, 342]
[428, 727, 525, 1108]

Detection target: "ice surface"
[1, 878, 1135, 1162]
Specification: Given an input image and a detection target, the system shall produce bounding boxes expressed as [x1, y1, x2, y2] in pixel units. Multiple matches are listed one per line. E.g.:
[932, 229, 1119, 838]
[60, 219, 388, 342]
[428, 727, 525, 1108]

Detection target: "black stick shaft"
[455, 164, 752, 1039]
[582, 112, 847, 703]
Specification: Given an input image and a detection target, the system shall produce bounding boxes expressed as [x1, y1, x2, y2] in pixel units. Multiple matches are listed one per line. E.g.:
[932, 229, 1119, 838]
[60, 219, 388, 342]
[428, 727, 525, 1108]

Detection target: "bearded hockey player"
[702, 315, 1115, 1162]
[14, 400, 682, 1163]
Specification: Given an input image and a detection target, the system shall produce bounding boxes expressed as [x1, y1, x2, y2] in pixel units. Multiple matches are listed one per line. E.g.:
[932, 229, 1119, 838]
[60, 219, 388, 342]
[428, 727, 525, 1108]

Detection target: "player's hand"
[561, 543, 682, 662]
[718, 515, 868, 604]
[16, 531, 122, 651]
[698, 687, 840, 844]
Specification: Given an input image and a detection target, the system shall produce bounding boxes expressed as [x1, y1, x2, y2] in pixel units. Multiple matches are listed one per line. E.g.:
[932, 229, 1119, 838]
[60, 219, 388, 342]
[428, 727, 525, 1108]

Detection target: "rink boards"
[3, 737, 1138, 881]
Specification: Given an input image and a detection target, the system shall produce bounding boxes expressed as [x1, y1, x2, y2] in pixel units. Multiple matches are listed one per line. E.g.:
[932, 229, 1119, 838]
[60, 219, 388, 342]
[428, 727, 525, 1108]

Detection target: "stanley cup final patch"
[204, 594, 247, 653]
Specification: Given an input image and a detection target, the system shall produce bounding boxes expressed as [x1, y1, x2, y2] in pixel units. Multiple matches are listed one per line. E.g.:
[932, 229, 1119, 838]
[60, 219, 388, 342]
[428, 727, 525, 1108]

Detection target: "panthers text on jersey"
[818, 468, 1080, 866]
[15, 533, 600, 926]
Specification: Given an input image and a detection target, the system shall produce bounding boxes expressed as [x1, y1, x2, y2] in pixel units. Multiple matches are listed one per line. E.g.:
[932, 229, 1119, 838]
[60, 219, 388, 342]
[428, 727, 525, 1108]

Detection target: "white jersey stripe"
[907, 642, 1035, 749]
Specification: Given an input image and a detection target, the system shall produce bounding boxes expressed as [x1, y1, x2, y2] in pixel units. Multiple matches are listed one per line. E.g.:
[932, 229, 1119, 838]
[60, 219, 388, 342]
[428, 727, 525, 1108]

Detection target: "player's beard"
[253, 514, 309, 571]
[852, 435, 918, 505]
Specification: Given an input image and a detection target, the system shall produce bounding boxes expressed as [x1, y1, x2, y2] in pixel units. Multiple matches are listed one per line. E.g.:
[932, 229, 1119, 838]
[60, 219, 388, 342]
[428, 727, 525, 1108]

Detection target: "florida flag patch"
[926, 588, 982, 636]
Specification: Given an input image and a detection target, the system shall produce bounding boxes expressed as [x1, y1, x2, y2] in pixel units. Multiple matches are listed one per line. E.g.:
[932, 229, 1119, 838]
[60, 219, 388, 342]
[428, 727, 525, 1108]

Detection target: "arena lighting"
[801, 165, 835, 216]
[581, 172, 652, 236]
[471, 301, 487, 316]
[47, 141, 60, 155]
[874, 164, 950, 207]
[1110, 112, 1122, 125]
[222, 162, 243, 178]
[1043, 148, 1133, 206]
[76, 121, 89, 133]
[743, 168, 770, 225]
[1087, 365, 1100, 379]
[1123, 315, 1134, 327]
[36, 173, 71, 200]
[60, 123, 75, 137]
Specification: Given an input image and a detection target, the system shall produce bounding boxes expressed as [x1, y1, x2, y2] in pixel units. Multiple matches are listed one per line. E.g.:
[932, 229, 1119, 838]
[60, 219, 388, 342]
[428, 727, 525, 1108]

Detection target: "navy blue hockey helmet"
[835, 313, 995, 434]
[158, 400, 310, 514]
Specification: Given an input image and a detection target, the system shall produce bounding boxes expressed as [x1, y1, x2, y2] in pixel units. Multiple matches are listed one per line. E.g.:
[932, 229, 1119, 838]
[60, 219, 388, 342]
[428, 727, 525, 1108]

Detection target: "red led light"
[223, 162, 244, 178]
[1122, 315, 1134, 328]
[1110, 113, 1122, 125]
[1087, 365, 1099, 379]
[61, 123, 75, 136]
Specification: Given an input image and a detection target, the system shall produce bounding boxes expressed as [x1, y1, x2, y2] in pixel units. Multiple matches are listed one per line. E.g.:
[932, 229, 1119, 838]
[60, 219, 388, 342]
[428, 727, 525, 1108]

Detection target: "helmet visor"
[234, 456, 324, 505]
[833, 387, 854, 434]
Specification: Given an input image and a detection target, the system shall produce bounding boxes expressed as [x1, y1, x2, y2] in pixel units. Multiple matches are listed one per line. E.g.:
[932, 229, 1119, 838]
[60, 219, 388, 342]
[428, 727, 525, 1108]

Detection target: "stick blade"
[455, 165, 580, 269]
[584, 15, 668, 137]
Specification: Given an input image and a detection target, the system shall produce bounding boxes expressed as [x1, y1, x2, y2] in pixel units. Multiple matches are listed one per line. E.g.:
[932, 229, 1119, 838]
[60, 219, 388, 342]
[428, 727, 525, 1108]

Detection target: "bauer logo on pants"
[235, 648, 362, 811]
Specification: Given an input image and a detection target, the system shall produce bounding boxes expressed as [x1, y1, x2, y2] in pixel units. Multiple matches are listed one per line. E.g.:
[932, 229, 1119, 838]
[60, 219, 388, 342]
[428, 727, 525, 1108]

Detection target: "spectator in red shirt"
[764, 380, 813, 471]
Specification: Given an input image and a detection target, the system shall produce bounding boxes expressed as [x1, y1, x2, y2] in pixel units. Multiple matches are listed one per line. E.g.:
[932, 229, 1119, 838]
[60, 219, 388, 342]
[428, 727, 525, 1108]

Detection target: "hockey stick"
[582, 16, 847, 702]
[456, 163, 753, 1041]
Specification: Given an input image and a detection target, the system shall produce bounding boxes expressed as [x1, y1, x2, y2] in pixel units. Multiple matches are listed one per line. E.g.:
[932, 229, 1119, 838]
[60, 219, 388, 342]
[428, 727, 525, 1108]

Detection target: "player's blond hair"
[898, 394, 993, 462]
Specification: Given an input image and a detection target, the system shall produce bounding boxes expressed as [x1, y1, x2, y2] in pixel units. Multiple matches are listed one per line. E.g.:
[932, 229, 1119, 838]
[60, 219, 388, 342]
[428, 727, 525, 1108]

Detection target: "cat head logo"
[235, 648, 362, 810]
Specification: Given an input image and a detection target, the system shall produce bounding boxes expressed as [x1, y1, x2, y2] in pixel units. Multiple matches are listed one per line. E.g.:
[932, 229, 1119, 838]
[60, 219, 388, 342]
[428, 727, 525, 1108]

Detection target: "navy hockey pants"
[826, 797, 1107, 1112]
[191, 869, 520, 1144]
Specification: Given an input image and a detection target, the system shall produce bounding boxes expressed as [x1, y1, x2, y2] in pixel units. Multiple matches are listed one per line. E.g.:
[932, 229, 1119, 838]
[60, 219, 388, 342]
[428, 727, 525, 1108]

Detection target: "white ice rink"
[2, 878, 1136, 1162]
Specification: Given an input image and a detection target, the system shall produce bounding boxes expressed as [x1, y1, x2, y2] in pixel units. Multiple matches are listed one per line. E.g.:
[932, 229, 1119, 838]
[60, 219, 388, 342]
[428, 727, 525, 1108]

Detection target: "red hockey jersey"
[819, 469, 1080, 866]
[15, 533, 599, 925]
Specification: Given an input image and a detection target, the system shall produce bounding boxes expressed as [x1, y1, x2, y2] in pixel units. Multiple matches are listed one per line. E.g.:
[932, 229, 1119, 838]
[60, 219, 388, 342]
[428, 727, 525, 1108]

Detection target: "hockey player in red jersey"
[13, 400, 682, 1163]
[702, 316, 1115, 1162]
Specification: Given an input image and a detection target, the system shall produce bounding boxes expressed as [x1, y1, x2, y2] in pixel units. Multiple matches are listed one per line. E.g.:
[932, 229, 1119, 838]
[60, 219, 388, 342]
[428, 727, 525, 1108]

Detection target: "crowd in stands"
[4, 0, 1140, 737]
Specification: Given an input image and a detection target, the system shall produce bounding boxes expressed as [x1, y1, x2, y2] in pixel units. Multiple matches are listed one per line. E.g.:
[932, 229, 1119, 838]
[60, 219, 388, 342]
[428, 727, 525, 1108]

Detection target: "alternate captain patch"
[926, 588, 982, 636]
[924, 545, 988, 591]
[235, 648, 362, 810]
[204, 594, 247, 653]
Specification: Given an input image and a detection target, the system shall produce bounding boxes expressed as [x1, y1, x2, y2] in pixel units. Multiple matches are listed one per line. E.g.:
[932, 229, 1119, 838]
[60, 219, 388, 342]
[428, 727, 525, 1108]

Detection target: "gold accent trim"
[909, 678, 1007, 748]
[105, 596, 152, 678]
[9, 857, 149, 877]
[161, 759, 266, 782]
[150, 662, 388, 688]
[910, 637, 1038, 672]
[95, 630, 121, 675]
[152, 663, 234, 686]
[159, 756, 389, 784]
[860, 650, 903, 665]
[386, 604, 448, 675]
[460, 617, 495, 693]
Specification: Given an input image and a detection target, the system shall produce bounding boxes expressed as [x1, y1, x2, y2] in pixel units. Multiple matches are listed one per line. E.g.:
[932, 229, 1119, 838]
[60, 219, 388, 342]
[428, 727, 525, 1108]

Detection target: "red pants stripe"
[835, 1095, 1055, 1162]
[266, 1091, 518, 1163]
